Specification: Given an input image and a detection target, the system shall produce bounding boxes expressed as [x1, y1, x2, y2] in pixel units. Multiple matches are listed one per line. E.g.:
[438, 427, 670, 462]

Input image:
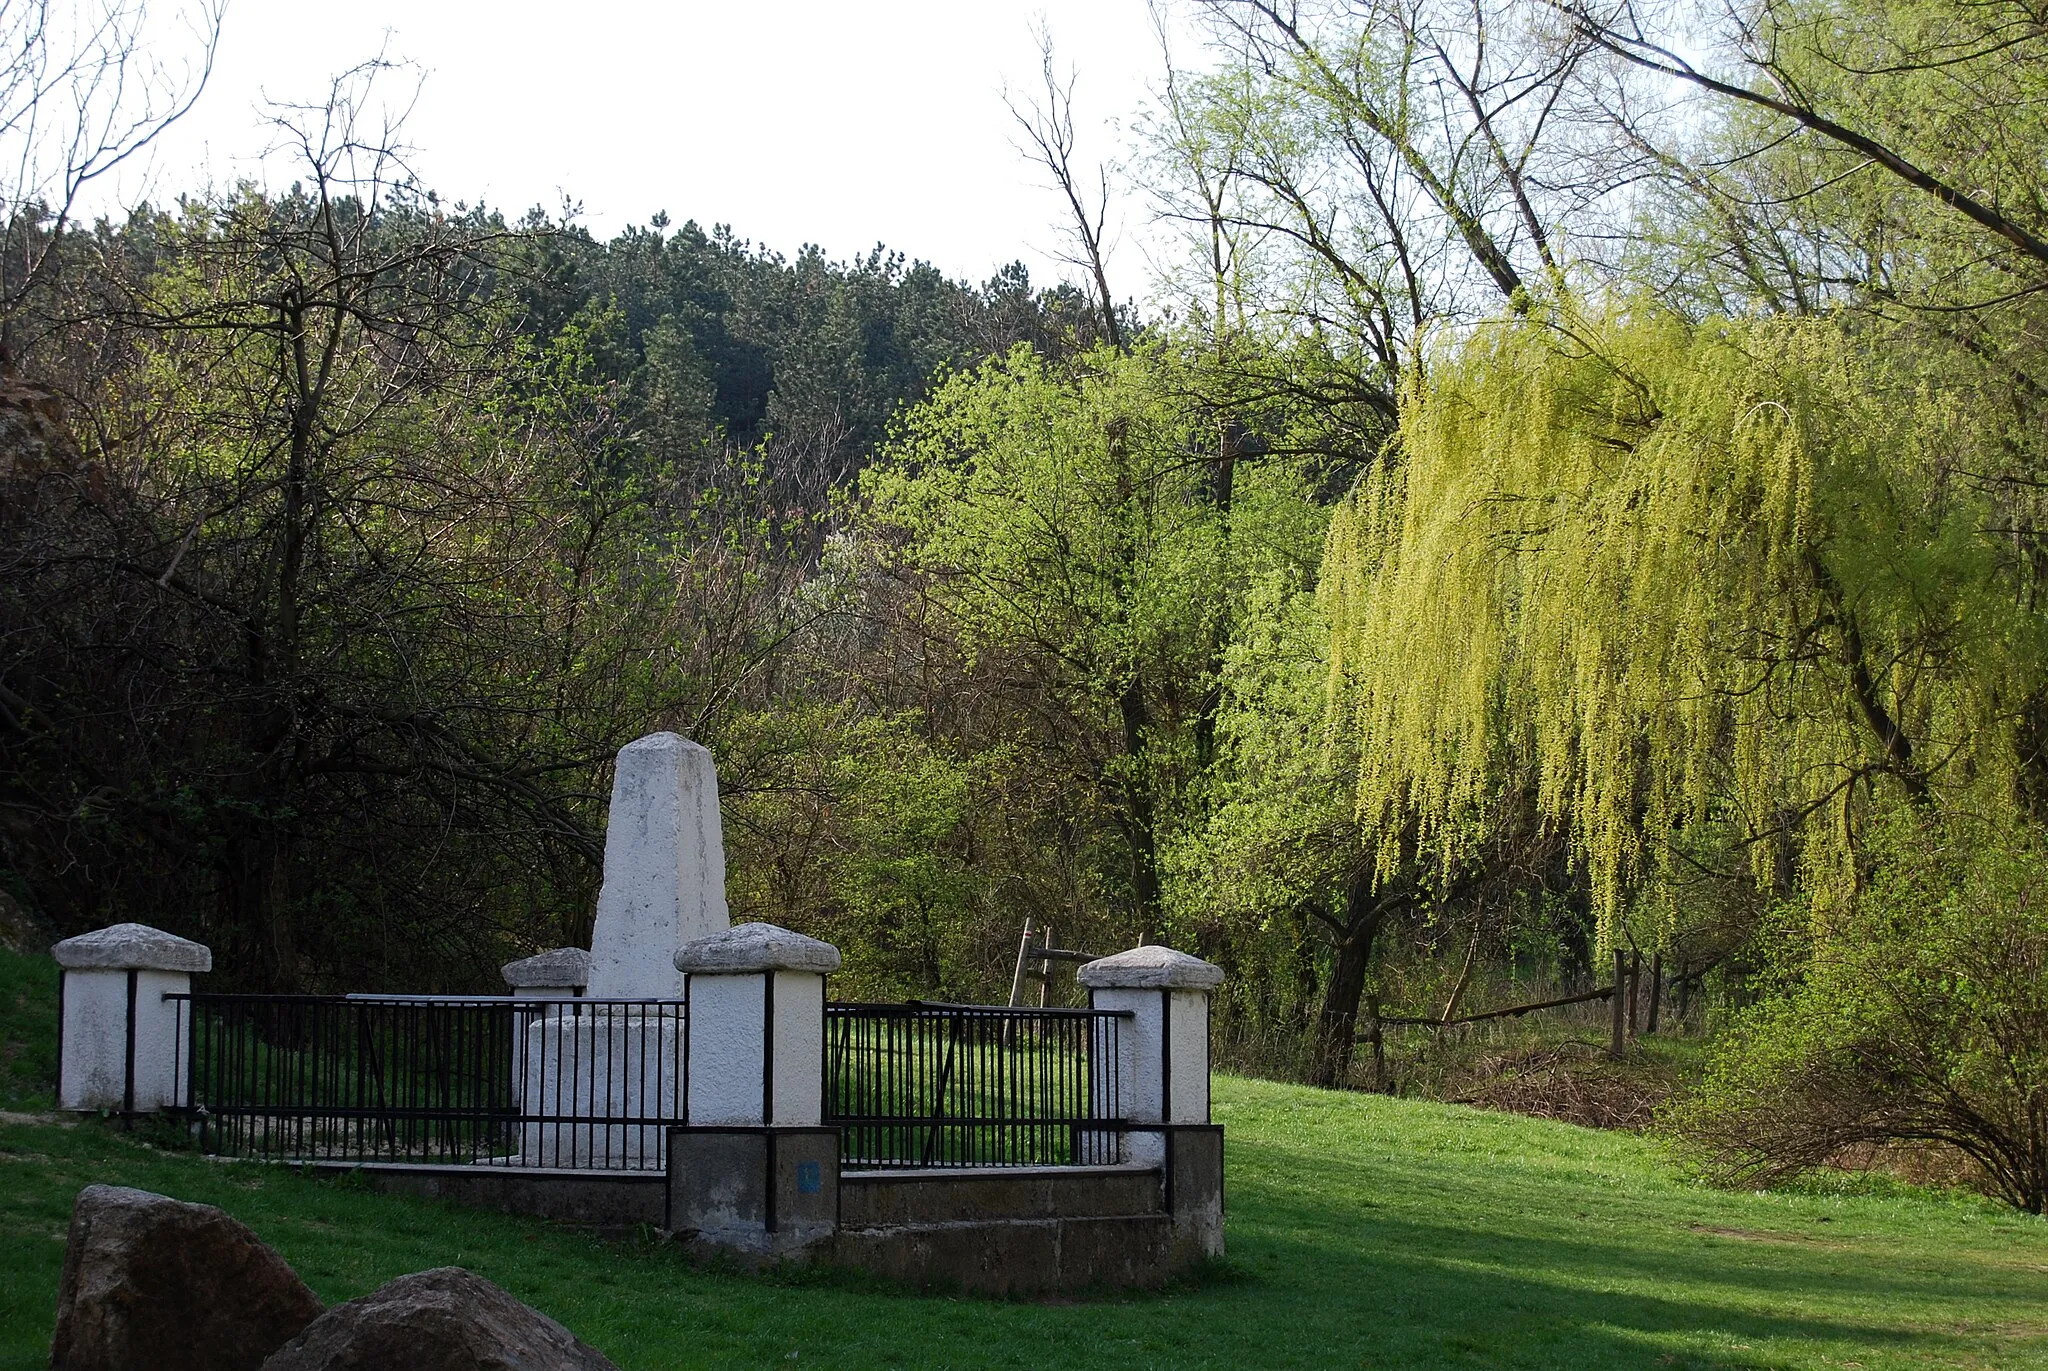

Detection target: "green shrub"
[1669, 814, 2048, 1212]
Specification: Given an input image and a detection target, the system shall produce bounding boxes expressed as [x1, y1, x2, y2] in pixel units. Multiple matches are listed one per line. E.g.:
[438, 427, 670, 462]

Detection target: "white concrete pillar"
[501, 946, 592, 1120]
[587, 733, 731, 1000]
[674, 923, 840, 1127]
[1077, 945, 1224, 1168]
[52, 923, 212, 1113]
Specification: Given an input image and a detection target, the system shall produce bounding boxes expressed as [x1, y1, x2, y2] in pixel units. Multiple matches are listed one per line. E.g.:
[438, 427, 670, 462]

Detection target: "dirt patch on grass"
[0, 1110, 65, 1126]
[1685, 1223, 1851, 1249]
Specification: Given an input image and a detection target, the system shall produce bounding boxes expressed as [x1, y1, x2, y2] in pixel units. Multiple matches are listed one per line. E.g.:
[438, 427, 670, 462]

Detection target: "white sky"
[118, 0, 1183, 288]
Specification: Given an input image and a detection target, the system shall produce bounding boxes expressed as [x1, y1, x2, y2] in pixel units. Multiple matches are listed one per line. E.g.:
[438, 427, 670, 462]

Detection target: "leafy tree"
[0, 74, 815, 987]
[858, 344, 1212, 941]
[1576, 0, 2048, 308]
[857, 342, 1324, 946]
[523, 217, 1105, 519]
[1323, 303, 2043, 949]
[1166, 557, 1377, 1077]
[719, 706, 1012, 999]
[1148, 0, 1624, 434]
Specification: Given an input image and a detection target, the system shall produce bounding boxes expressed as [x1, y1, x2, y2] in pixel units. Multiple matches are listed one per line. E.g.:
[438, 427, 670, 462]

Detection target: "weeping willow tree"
[1323, 307, 2046, 949]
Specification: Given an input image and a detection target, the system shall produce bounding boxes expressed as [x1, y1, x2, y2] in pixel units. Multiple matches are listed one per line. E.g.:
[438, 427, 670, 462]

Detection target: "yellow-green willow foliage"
[1324, 309, 2046, 947]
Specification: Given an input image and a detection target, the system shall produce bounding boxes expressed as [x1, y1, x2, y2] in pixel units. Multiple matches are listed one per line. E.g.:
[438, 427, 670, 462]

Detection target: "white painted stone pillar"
[587, 733, 731, 1000]
[501, 947, 591, 1120]
[52, 924, 212, 1113]
[504, 945, 684, 1169]
[674, 923, 840, 1127]
[668, 924, 843, 1255]
[1077, 945, 1224, 1168]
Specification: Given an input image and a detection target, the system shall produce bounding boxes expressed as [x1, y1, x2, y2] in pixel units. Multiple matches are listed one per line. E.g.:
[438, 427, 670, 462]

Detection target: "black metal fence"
[825, 1001, 1129, 1169]
[165, 992, 1128, 1174]
[168, 993, 685, 1170]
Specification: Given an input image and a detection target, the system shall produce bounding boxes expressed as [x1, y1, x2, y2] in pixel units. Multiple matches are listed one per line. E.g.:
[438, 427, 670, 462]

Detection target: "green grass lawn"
[4, 1074, 2045, 1370]
[2, 939, 2044, 1371]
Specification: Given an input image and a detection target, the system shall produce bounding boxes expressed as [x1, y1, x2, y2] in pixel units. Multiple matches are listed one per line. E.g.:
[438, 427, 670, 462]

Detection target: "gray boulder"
[51, 1184, 324, 1371]
[260, 1267, 617, 1371]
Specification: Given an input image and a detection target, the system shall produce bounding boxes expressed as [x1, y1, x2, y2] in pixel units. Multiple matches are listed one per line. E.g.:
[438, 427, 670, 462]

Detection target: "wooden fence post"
[1610, 949, 1626, 1059]
[1625, 950, 1640, 1039]
[1365, 993, 1385, 1092]
[1008, 918, 1039, 1009]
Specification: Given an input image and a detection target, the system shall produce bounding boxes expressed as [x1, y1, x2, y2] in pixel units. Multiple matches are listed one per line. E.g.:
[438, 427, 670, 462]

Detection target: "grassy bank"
[0, 948, 56, 1110]
[3, 1073, 2045, 1370]
[2, 945, 2042, 1369]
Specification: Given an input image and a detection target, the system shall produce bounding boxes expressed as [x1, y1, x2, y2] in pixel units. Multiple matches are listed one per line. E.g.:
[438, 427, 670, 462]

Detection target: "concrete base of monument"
[293, 1125, 1226, 1291]
[664, 1124, 1226, 1293]
[664, 1127, 842, 1259]
[294, 1161, 667, 1235]
[509, 1010, 684, 1169]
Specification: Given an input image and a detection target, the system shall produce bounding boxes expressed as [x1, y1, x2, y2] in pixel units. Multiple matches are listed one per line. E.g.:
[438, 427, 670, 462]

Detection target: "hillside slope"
[0, 950, 2042, 1369]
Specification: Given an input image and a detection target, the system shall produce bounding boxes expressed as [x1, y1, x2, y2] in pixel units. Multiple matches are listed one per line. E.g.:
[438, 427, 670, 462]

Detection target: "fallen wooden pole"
[1362, 983, 1616, 1034]
[1007, 918, 1039, 1009]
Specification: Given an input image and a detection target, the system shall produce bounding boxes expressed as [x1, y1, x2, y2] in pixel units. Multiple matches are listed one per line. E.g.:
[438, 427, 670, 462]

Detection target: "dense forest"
[6, 0, 2048, 1207]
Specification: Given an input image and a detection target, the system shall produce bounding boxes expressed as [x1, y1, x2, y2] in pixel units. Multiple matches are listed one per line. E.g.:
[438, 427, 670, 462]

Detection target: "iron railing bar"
[826, 1000, 1133, 1019]
[184, 992, 1130, 1174]
[822, 1001, 1132, 1170]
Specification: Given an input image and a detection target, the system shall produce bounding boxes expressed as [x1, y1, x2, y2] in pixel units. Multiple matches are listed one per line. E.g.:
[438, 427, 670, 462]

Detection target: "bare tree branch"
[1005, 23, 1126, 352]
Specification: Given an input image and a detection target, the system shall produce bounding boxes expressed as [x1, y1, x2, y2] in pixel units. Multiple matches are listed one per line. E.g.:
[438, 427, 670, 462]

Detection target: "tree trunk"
[221, 294, 318, 993]
[219, 812, 295, 992]
[1646, 952, 1663, 1034]
[1192, 418, 1242, 773]
[1117, 674, 1162, 943]
[1309, 868, 1390, 1088]
[1809, 550, 1931, 804]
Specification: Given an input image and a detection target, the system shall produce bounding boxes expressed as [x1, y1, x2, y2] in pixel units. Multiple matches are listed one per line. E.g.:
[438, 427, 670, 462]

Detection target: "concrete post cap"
[500, 947, 592, 989]
[675, 922, 841, 974]
[1077, 944, 1223, 990]
[51, 922, 212, 973]
[620, 730, 708, 760]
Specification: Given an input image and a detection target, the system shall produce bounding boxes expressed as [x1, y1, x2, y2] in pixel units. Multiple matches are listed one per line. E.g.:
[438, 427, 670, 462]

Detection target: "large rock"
[51, 1185, 323, 1371]
[260, 1267, 617, 1371]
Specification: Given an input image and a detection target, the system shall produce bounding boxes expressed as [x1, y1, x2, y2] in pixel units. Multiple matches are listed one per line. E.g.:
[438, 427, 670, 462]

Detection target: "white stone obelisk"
[586, 732, 730, 1000]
